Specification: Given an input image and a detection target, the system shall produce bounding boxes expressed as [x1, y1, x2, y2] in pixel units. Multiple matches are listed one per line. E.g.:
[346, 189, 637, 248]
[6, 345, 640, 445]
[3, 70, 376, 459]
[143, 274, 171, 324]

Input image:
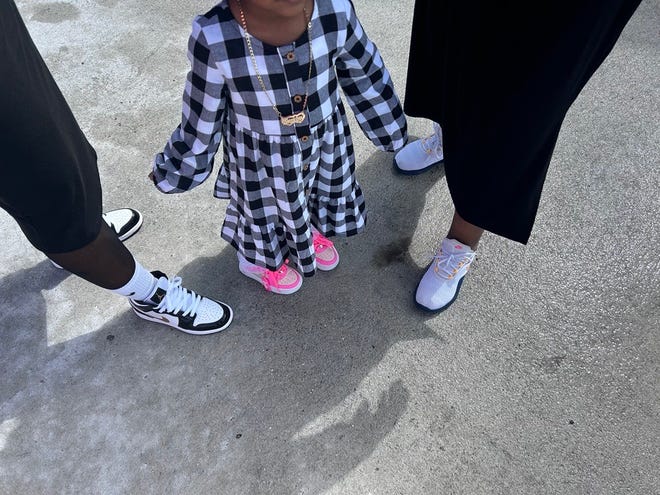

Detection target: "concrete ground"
[1, 0, 658, 494]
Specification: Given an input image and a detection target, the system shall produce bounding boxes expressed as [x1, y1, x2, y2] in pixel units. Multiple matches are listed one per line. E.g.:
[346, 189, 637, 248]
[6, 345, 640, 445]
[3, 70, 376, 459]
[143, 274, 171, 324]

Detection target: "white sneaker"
[102, 208, 143, 242]
[415, 238, 476, 312]
[129, 271, 233, 335]
[393, 122, 444, 175]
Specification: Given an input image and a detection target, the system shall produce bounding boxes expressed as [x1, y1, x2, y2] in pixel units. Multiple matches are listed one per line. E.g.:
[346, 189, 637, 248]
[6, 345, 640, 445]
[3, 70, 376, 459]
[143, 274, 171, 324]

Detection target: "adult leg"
[1, 0, 232, 335]
[404, 0, 642, 313]
[446, 210, 483, 251]
[46, 222, 135, 290]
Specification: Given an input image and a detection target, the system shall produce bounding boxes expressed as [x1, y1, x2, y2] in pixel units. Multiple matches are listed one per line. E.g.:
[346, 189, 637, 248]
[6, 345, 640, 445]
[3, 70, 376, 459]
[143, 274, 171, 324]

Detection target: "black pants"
[0, 0, 102, 253]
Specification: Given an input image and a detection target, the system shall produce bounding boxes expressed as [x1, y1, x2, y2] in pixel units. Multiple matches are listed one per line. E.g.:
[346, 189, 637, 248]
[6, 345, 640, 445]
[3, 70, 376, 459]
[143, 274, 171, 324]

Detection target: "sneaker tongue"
[156, 275, 169, 290]
[442, 238, 471, 254]
[147, 276, 170, 305]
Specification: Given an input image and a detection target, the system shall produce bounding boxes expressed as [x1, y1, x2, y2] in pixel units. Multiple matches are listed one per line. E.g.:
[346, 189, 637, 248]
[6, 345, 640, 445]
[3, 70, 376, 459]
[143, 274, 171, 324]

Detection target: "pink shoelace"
[256, 259, 293, 291]
[312, 231, 334, 253]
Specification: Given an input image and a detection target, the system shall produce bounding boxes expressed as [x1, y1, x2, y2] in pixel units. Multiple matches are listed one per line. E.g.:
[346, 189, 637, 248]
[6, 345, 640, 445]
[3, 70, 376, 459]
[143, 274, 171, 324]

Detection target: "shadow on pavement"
[0, 146, 449, 493]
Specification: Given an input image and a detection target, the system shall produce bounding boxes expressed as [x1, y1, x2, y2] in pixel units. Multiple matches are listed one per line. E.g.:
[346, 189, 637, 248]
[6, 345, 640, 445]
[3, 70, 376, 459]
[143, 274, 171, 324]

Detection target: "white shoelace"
[432, 251, 476, 279]
[420, 133, 440, 154]
[421, 123, 443, 155]
[155, 276, 202, 317]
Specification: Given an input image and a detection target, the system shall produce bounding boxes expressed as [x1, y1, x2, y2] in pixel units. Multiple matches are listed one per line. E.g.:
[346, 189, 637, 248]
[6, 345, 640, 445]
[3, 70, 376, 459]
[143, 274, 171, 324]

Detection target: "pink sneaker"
[238, 256, 303, 295]
[312, 231, 339, 271]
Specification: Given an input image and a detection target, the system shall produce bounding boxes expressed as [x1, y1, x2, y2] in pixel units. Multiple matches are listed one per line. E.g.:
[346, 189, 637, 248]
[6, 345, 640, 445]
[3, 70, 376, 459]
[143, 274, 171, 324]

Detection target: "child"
[151, 0, 407, 294]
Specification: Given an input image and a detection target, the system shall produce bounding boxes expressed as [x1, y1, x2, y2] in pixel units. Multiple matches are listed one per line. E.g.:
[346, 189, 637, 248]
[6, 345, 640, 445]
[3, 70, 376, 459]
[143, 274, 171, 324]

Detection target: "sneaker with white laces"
[238, 254, 303, 295]
[129, 271, 233, 335]
[393, 122, 444, 175]
[50, 208, 144, 269]
[103, 208, 143, 242]
[312, 230, 339, 271]
[415, 238, 476, 312]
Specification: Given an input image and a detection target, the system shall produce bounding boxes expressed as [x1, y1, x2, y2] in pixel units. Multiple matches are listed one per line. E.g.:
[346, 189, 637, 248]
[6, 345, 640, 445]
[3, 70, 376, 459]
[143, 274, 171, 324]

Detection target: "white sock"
[111, 260, 159, 301]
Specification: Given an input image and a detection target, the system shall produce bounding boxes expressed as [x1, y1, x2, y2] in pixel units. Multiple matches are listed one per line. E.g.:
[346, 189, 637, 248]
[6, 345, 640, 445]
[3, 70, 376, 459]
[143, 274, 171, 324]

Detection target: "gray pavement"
[1, 1, 659, 494]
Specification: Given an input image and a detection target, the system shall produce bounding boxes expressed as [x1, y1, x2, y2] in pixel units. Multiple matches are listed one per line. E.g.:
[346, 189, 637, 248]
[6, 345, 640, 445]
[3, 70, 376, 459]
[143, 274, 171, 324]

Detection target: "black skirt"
[403, 0, 642, 243]
[0, 0, 102, 253]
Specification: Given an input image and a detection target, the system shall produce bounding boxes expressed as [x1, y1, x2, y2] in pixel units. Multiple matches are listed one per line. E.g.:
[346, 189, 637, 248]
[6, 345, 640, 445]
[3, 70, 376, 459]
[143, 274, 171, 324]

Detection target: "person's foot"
[238, 254, 303, 295]
[102, 208, 143, 242]
[312, 230, 339, 271]
[415, 238, 476, 312]
[129, 271, 233, 335]
[393, 123, 443, 175]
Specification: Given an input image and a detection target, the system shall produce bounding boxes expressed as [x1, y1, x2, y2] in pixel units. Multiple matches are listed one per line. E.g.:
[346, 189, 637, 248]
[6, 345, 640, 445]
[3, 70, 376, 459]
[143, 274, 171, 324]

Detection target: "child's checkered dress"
[153, 0, 407, 275]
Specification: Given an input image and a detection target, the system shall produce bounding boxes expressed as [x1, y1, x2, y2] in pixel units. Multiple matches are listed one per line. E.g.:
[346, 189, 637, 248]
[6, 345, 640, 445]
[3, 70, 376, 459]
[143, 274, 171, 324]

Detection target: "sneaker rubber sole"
[393, 157, 444, 176]
[129, 300, 233, 335]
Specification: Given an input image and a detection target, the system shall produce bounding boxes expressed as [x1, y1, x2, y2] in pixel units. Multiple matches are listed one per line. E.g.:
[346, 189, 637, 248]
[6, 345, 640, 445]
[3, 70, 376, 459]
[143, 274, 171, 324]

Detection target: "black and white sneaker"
[102, 208, 143, 242]
[129, 271, 233, 335]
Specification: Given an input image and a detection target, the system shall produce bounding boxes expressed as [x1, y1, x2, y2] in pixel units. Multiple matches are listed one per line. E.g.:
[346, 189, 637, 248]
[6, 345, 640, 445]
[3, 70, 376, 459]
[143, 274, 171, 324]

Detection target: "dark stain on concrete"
[538, 355, 567, 372]
[373, 236, 412, 267]
[31, 2, 80, 24]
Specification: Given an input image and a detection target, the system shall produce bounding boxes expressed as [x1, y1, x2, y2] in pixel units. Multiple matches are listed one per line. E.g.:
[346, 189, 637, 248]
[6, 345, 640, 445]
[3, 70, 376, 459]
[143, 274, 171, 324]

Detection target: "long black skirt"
[403, 0, 642, 243]
[0, 0, 102, 253]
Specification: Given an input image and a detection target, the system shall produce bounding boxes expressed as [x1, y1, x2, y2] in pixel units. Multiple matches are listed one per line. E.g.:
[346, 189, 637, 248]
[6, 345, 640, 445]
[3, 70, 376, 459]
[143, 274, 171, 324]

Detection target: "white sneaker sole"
[130, 303, 233, 335]
[393, 157, 444, 176]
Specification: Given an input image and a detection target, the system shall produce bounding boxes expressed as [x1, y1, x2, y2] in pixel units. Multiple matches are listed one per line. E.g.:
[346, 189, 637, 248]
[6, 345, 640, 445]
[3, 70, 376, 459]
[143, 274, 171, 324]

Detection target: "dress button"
[303, 163, 309, 171]
[293, 94, 303, 103]
[305, 187, 310, 196]
[301, 135, 309, 142]
[285, 51, 295, 61]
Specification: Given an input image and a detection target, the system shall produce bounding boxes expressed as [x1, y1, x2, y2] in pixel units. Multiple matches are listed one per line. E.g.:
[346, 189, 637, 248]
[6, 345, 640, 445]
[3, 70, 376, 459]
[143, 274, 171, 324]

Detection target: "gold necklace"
[235, 0, 313, 126]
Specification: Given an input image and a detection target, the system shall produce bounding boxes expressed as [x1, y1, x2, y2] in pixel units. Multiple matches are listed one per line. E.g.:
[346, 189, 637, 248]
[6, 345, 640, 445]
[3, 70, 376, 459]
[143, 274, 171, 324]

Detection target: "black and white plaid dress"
[153, 0, 407, 275]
